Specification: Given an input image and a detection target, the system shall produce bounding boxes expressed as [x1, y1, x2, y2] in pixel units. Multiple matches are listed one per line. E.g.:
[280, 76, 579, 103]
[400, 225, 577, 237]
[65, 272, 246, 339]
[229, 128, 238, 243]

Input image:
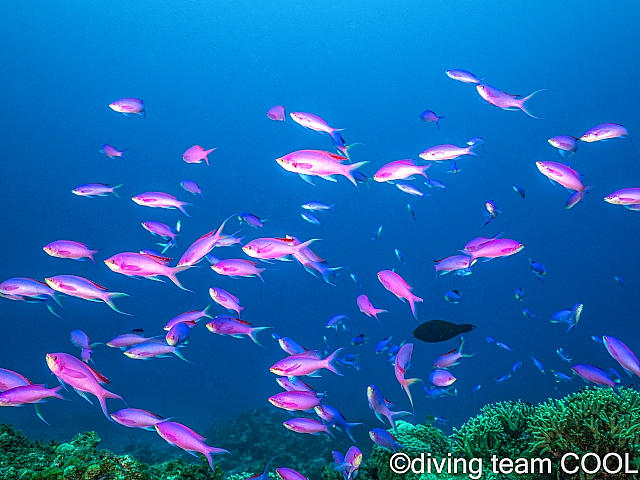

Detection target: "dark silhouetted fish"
[413, 320, 475, 343]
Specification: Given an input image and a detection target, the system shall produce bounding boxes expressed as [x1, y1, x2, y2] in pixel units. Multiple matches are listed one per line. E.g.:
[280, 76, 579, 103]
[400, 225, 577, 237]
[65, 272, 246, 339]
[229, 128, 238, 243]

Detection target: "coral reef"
[205, 407, 356, 480]
[0, 424, 223, 480]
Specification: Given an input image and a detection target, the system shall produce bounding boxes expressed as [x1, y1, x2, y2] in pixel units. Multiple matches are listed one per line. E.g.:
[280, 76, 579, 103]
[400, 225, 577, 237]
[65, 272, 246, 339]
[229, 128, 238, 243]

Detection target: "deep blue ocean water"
[1, 0, 639, 472]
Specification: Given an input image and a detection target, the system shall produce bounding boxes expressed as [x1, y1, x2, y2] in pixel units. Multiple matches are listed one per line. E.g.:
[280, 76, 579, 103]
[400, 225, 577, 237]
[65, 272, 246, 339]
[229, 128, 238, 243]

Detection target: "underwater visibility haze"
[1, 0, 640, 478]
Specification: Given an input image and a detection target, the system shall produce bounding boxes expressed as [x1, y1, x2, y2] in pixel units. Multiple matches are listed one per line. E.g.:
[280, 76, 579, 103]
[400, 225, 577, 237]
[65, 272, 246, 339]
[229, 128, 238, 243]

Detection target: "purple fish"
[366, 385, 412, 432]
[72, 183, 122, 198]
[276, 468, 308, 480]
[548, 136, 578, 158]
[132, 192, 192, 216]
[445, 69, 484, 84]
[43, 240, 100, 264]
[166, 322, 191, 346]
[268, 391, 323, 411]
[180, 180, 204, 198]
[572, 364, 620, 394]
[283, 418, 335, 437]
[177, 216, 233, 267]
[476, 84, 545, 119]
[238, 213, 267, 231]
[110, 408, 169, 430]
[0, 368, 32, 392]
[124, 341, 189, 362]
[70, 330, 100, 364]
[419, 110, 446, 129]
[603, 336, 640, 377]
[267, 105, 287, 122]
[419, 144, 479, 162]
[155, 421, 229, 471]
[369, 428, 406, 452]
[99, 144, 128, 160]
[109, 98, 145, 118]
[429, 369, 456, 387]
[580, 123, 632, 144]
[604, 188, 640, 208]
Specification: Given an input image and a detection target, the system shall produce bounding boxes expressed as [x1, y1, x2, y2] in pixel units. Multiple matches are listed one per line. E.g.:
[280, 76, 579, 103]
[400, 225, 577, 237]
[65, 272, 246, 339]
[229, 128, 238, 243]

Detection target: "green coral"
[451, 400, 536, 460]
[0, 424, 223, 480]
[526, 386, 640, 480]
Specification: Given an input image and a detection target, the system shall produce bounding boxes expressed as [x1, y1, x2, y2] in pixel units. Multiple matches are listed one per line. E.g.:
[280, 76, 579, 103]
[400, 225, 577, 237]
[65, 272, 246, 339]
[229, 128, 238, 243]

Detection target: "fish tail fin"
[112, 184, 124, 199]
[343, 422, 366, 442]
[343, 143, 364, 159]
[518, 89, 546, 119]
[105, 293, 132, 316]
[199, 189, 205, 200]
[203, 148, 217, 167]
[390, 411, 413, 432]
[89, 249, 101, 265]
[45, 298, 63, 318]
[173, 348, 193, 363]
[99, 389, 125, 422]
[178, 203, 193, 217]
[409, 295, 424, 320]
[324, 348, 345, 376]
[169, 266, 193, 292]
[565, 187, 590, 210]
[294, 238, 320, 255]
[52, 385, 68, 401]
[248, 327, 272, 347]
[346, 161, 370, 187]
[33, 404, 50, 425]
[403, 378, 422, 408]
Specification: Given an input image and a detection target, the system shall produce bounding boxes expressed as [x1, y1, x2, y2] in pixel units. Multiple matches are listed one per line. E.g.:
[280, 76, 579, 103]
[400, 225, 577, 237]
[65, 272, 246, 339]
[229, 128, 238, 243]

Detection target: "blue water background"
[1, 0, 639, 463]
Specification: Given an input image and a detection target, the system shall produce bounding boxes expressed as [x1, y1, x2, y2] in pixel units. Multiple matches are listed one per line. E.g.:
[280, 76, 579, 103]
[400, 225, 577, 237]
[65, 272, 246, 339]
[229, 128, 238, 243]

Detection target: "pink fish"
[373, 160, 431, 182]
[215, 234, 245, 247]
[282, 418, 334, 437]
[43, 240, 100, 264]
[356, 294, 387, 322]
[289, 112, 342, 135]
[210, 259, 266, 283]
[445, 69, 484, 84]
[154, 421, 230, 471]
[366, 385, 412, 432]
[463, 232, 503, 252]
[0, 277, 62, 316]
[377, 270, 423, 319]
[548, 136, 578, 158]
[242, 237, 318, 261]
[180, 180, 204, 198]
[72, 183, 122, 198]
[571, 364, 619, 393]
[461, 238, 524, 262]
[209, 287, 244, 317]
[476, 84, 545, 119]
[276, 468, 308, 480]
[419, 144, 479, 162]
[580, 123, 632, 144]
[604, 188, 640, 207]
[433, 337, 474, 369]
[104, 252, 191, 291]
[109, 98, 145, 118]
[429, 369, 456, 387]
[110, 408, 169, 430]
[268, 391, 323, 411]
[603, 336, 640, 377]
[99, 144, 128, 160]
[142, 221, 181, 253]
[270, 348, 344, 377]
[0, 368, 32, 392]
[132, 192, 192, 217]
[536, 161, 591, 209]
[123, 341, 189, 361]
[276, 150, 368, 187]
[106, 331, 151, 349]
[276, 377, 314, 392]
[433, 255, 475, 278]
[182, 145, 216, 165]
[46, 352, 125, 421]
[44, 275, 130, 315]
[267, 105, 287, 122]
[205, 315, 271, 346]
[177, 216, 233, 267]
[70, 330, 99, 364]
[394, 344, 422, 408]
[0, 384, 65, 406]
[164, 306, 213, 330]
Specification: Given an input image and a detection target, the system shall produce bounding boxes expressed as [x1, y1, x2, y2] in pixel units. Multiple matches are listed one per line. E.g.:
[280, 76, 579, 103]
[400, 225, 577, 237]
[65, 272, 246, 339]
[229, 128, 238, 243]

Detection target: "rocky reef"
[0, 424, 223, 480]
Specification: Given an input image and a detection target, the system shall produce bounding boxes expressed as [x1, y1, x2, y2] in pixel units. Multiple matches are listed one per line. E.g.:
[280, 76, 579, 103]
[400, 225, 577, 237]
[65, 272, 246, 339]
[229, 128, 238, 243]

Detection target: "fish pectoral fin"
[298, 174, 315, 185]
[320, 175, 337, 182]
[74, 389, 93, 405]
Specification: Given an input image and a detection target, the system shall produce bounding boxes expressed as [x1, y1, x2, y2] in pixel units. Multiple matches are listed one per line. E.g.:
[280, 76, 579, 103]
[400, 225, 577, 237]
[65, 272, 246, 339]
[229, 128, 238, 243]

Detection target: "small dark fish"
[529, 259, 547, 282]
[353, 171, 369, 186]
[591, 335, 604, 345]
[351, 334, 368, 346]
[413, 320, 476, 344]
[470, 384, 481, 394]
[350, 273, 362, 289]
[614, 276, 626, 288]
[371, 226, 382, 244]
[496, 373, 512, 384]
[513, 185, 525, 201]
[407, 204, 417, 221]
[514, 287, 524, 301]
[486, 336, 495, 345]
[497, 342, 515, 352]
[444, 290, 461, 304]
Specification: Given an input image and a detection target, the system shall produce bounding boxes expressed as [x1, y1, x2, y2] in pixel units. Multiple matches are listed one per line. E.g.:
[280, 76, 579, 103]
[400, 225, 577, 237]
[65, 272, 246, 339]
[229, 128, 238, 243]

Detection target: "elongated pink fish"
[164, 306, 212, 330]
[109, 98, 145, 118]
[209, 287, 244, 317]
[0, 368, 32, 392]
[276, 468, 308, 480]
[419, 144, 479, 162]
[536, 161, 591, 209]
[571, 364, 619, 393]
[270, 348, 344, 377]
[445, 69, 484, 84]
[394, 344, 422, 408]
[283, 417, 334, 437]
[476, 84, 545, 119]
[604, 188, 640, 208]
[289, 112, 342, 134]
[43, 240, 100, 264]
[462, 232, 503, 252]
[106, 331, 153, 349]
[373, 160, 431, 182]
[46, 352, 125, 421]
[155, 421, 230, 471]
[45, 275, 131, 315]
[182, 145, 216, 165]
[603, 336, 640, 377]
[367, 385, 412, 432]
[242, 237, 318, 261]
[99, 144, 128, 160]
[461, 238, 524, 262]
[548, 136, 578, 158]
[433, 255, 475, 277]
[268, 391, 323, 411]
[110, 408, 169, 430]
[377, 270, 423, 319]
[132, 192, 192, 217]
[0, 278, 62, 317]
[433, 337, 474, 369]
[211, 259, 266, 282]
[205, 315, 271, 346]
[177, 216, 232, 267]
[276, 150, 368, 187]
[104, 252, 191, 291]
[430, 369, 456, 387]
[356, 294, 387, 322]
[580, 123, 631, 143]
[0, 384, 65, 406]
[124, 341, 189, 361]
[276, 377, 314, 392]
[267, 105, 287, 122]
[72, 183, 122, 198]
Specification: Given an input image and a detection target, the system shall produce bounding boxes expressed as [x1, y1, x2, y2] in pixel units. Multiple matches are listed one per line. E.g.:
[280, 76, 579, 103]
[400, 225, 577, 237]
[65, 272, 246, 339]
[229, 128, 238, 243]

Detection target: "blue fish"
[512, 361, 522, 372]
[351, 334, 368, 346]
[447, 161, 462, 174]
[556, 347, 572, 362]
[375, 336, 394, 354]
[513, 185, 525, 202]
[371, 226, 383, 244]
[552, 371, 573, 382]
[614, 276, 626, 288]
[529, 259, 547, 282]
[444, 290, 462, 304]
[514, 287, 524, 301]
[350, 273, 362, 289]
[496, 374, 512, 384]
[470, 384, 482, 394]
[523, 309, 536, 321]
[407, 203, 417, 221]
[531, 354, 546, 374]
[497, 342, 514, 351]
[424, 385, 457, 398]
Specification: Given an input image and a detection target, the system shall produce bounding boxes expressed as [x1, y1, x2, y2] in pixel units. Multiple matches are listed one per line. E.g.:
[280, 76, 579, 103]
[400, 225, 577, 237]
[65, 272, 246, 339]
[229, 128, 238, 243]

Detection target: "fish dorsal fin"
[140, 252, 172, 265]
[196, 230, 217, 241]
[85, 279, 108, 290]
[87, 365, 110, 384]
